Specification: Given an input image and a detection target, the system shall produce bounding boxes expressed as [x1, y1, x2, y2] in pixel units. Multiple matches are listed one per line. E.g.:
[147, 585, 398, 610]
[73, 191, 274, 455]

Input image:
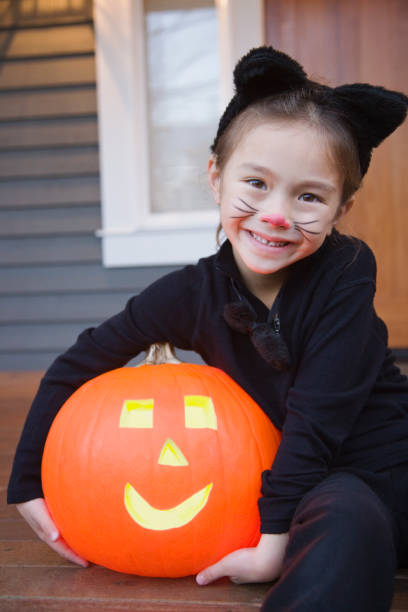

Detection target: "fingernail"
[50, 531, 59, 542]
[196, 573, 206, 586]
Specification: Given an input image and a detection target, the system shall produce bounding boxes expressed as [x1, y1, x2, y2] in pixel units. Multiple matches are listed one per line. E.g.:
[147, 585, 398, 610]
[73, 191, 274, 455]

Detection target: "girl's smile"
[247, 229, 292, 249]
[249, 230, 289, 248]
[208, 120, 353, 297]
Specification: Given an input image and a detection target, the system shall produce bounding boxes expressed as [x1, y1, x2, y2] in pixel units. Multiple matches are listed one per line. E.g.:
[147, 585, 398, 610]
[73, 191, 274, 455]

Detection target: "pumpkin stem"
[138, 343, 182, 366]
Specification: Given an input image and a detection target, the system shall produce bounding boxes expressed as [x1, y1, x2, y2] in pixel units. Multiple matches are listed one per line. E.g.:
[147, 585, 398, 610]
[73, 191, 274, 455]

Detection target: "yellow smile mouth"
[124, 482, 213, 530]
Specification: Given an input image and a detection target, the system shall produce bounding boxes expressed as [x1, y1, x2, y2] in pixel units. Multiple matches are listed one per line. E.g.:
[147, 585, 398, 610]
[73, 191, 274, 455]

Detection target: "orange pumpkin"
[42, 344, 281, 577]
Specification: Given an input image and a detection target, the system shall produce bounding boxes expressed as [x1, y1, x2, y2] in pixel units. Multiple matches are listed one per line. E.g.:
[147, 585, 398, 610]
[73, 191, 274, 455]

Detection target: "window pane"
[144, 0, 220, 213]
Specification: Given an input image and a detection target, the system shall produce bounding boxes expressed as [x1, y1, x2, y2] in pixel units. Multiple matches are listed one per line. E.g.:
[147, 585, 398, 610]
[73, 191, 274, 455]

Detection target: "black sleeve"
[7, 268, 199, 503]
[258, 248, 386, 533]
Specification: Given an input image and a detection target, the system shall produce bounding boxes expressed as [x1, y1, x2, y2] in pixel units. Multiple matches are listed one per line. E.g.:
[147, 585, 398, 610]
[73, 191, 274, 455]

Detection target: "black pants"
[261, 465, 408, 612]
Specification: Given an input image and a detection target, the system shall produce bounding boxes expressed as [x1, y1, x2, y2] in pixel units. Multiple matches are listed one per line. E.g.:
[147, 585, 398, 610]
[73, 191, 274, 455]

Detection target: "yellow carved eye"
[119, 399, 154, 428]
[184, 396, 217, 430]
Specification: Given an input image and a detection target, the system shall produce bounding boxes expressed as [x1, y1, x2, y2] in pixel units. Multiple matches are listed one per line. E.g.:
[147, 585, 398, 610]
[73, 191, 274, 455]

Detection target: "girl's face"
[208, 120, 353, 286]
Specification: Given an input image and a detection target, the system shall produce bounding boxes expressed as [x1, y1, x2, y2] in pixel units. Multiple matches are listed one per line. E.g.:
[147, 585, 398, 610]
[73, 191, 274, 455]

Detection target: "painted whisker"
[238, 198, 258, 212]
[293, 220, 321, 242]
[230, 208, 252, 218]
[294, 226, 321, 236]
[293, 220, 320, 226]
[230, 198, 259, 219]
[293, 219, 322, 236]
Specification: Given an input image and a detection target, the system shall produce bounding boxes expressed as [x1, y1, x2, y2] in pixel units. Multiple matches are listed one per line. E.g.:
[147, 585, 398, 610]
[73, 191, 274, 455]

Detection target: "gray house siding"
[0, 1, 177, 370]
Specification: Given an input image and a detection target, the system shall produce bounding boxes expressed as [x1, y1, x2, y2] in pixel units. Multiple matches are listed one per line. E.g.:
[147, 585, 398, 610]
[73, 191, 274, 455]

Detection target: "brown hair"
[213, 87, 362, 200]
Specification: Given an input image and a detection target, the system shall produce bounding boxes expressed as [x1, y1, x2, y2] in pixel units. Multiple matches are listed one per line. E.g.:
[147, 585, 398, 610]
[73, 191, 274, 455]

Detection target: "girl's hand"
[16, 497, 89, 567]
[196, 532, 289, 585]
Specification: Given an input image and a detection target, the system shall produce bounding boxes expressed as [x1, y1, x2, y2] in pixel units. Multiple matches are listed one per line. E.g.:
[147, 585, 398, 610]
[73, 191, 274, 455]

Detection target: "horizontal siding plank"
[0, 264, 173, 295]
[0, 235, 101, 265]
[0, 56, 95, 89]
[0, 350, 201, 372]
[0, 322, 99, 351]
[0, 146, 99, 178]
[0, 322, 203, 356]
[0, 352, 66, 371]
[0, 176, 99, 207]
[0, 206, 100, 237]
[0, 24, 94, 57]
[0, 117, 98, 148]
[0, 0, 93, 28]
[0, 87, 97, 120]
[0, 292, 133, 322]
[0, 18, 93, 31]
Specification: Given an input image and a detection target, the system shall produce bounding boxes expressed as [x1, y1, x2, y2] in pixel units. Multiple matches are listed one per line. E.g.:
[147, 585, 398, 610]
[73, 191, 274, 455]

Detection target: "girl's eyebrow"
[296, 180, 337, 193]
[239, 163, 270, 175]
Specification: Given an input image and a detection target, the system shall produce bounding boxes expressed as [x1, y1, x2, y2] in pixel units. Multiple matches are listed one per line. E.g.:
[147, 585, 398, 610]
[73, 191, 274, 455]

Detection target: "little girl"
[8, 46, 408, 611]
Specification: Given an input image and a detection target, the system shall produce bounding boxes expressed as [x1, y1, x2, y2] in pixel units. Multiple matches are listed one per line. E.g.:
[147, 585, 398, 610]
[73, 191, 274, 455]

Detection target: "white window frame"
[94, 0, 264, 266]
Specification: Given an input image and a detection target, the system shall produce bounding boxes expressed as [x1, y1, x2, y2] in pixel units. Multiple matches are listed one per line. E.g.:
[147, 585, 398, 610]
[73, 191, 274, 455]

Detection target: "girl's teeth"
[251, 232, 287, 247]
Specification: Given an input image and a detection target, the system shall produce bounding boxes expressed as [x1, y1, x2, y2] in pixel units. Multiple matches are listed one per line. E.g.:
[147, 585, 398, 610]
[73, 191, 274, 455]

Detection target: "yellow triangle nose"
[158, 438, 189, 467]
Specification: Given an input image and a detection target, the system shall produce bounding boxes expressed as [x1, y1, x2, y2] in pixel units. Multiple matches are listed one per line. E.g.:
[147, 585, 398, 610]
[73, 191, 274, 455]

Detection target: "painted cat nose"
[260, 214, 291, 229]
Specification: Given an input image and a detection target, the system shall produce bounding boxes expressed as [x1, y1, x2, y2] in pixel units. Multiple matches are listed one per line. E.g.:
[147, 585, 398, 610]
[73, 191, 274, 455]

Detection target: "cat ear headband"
[211, 46, 408, 177]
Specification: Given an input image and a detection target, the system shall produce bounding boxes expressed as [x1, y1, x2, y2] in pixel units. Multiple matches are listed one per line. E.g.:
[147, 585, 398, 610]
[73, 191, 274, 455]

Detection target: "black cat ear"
[211, 46, 408, 178]
[211, 46, 308, 152]
[233, 46, 308, 102]
[333, 84, 408, 174]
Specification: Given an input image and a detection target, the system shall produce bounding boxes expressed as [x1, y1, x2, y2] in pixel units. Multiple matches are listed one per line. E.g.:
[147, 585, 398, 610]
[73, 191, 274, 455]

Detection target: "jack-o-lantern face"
[42, 361, 281, 577]
[120, 395, 216, 530]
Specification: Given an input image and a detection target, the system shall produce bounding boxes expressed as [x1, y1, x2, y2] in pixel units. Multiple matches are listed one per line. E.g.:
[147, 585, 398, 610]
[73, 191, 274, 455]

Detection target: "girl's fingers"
[196, 549, 253, 585]
[16, 498, 89, 567]
[47, 537, 89, 567]
[196, 560, 226, 585]
[17, 498, 59, 542]
[196, 537, 287, 586]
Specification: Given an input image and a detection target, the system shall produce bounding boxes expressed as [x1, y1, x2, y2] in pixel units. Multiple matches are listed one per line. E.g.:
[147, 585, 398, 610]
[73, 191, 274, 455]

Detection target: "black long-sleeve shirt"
[7, 231, 408, 533]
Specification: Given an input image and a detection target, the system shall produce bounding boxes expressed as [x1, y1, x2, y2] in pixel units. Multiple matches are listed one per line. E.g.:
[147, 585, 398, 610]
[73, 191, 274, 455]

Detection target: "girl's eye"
[246, 178, 266, 190]
[299, 193, 322, 203]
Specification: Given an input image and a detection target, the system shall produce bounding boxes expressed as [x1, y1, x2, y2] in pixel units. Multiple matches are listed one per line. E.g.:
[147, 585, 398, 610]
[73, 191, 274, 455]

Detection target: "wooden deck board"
[1, 371, 407, 610]
[0, 566, 270, 606]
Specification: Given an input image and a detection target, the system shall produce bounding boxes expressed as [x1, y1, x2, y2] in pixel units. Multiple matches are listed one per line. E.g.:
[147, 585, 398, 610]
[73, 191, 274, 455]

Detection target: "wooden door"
[265, 0, 408, 349]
